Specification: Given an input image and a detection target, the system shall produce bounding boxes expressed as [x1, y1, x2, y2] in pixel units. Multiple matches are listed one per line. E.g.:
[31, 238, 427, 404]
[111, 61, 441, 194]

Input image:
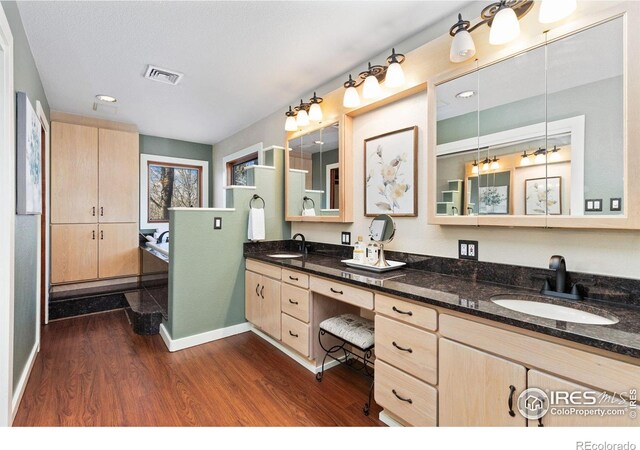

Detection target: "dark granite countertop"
[245, 251, 640, 359]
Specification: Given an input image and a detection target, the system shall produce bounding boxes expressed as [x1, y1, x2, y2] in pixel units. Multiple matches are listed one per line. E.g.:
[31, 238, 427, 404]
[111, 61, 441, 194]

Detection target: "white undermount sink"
[267, 253, 303, 259]
[147, 242, 169, 256]
[491, 296, 619, 325]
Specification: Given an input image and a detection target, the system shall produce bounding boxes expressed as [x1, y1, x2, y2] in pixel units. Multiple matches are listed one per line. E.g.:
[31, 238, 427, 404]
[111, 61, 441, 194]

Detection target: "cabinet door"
[528, 370, 637, 427]
[98, 223, 139, 278]
[51, 122, 98, 224]
[439, 339, 527, 426]
[245, 270, 262, 326]
[98, 129, 139, 223]
[260, 276, 281, 340]
[51, 224, 98, 283]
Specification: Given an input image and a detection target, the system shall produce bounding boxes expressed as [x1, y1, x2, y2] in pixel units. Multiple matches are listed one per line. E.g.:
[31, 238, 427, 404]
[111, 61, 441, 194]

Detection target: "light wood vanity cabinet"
[50, 121, 139, 284]
[245, 260, 282, 340]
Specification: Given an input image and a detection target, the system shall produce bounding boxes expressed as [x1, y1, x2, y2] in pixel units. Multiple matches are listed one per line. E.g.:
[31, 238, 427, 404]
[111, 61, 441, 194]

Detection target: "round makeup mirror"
[369, 214, 396, 267]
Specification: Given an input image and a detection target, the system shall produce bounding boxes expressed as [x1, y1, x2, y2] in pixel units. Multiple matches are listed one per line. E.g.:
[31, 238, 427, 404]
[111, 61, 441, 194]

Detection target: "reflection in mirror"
[369, 214, 396, 267]
[287, 122, 340, 217]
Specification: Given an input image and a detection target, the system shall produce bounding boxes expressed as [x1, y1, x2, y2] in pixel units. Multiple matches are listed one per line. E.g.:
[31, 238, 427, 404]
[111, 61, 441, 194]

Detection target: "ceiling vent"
[144, 65, 184, 85]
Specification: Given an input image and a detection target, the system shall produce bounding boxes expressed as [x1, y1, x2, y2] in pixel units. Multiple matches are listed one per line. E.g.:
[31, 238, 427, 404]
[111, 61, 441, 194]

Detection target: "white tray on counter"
[341, 259, 406, 273]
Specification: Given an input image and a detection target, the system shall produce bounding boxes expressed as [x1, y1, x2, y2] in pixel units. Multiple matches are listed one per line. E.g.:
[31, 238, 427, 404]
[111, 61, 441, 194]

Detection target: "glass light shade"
[550, 150, 561, 162]
[482, 160, 490, 171]
[285, 115, 297, 132]
[450, 29, 476, 63]
[489, 7, 520, 45]
[296, 109, 309, 127]
[520, 154, 531, 166]
[472, 164, 479, 174]
[539, 0, 576, 24]
[384, 62, 405, 88]
[343, 86, 360, 108]
[308, 102, 323, 122]
[490, 158, 500, 170]
[362, 74, 382, 99]
[534, 152, 546, 164]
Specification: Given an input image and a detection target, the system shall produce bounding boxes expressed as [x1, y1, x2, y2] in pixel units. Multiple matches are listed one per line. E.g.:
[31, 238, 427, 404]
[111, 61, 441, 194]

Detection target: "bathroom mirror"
[431, 16, 626, 228]
[286, 121, 343, 221]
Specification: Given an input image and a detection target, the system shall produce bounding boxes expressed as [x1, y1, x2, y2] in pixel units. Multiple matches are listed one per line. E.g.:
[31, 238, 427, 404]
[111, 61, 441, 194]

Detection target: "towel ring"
[303, 196, 315, 209]
[250, 194, 265, 209]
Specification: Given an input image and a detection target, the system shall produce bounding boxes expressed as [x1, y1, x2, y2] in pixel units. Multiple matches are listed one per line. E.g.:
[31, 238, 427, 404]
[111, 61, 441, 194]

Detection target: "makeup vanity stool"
[315, 313, 375, 415]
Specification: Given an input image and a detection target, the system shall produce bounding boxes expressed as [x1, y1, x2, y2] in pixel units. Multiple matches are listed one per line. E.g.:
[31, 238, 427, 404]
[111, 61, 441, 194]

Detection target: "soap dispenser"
[353, 236, 365, 263]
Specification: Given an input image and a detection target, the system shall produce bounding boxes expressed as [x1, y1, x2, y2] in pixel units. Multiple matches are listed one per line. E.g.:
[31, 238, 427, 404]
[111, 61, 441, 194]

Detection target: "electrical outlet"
[341, 231, 351, 245]
[585, 199, 603, 212]
[610, 198, 622, 212]
[459, 240, 478, 261]
[213, 217, 222, 230]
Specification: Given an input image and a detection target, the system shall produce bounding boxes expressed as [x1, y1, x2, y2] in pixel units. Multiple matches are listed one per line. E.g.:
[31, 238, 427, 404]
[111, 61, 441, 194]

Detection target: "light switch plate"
[610, 197, 622, 212]
[341, 231, 351, 245]
[585, 199, 603, 212]
[459, 240, 478, 261]
[213, 217, 222, 229]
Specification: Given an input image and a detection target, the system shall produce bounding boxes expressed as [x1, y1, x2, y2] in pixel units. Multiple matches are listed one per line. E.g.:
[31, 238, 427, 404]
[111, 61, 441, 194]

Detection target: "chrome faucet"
[292, 233, 307, 254]
[541, 255, 583, 300]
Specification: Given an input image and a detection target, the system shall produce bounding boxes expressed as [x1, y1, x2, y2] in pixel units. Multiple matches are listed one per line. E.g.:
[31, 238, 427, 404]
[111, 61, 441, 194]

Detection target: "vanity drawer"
[281, 313, 310, 357]
[281, 283, 310, 323]
[375, 315, 438, 385]
[375, 359, 437, 427]
[282, 268, 309, 289]
[246, 259, 281, 280]
[310, 276, 374, 310]
[375, 294, 437, 331]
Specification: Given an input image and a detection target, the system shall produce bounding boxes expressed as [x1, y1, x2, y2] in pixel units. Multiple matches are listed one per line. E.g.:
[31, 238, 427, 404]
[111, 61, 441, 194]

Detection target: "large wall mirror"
[432, 16, 625, 227]
[286, 121, 343, 220]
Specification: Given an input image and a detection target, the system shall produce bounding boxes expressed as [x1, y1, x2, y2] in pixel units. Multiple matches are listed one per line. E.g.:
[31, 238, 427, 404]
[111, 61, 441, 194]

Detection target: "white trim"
[35, 100, 49, 328]
[10, 341, 37, 422]
[436, 115, 586, 215]
[325, 162, 339, 209]
[223, 185, 257, 190]
[140, 154, 209, 230]
[159, 322, 252, 352]
[168, 207, 235, 212]
[289, 168, 308, 174]
[0, 3, 14, 427]
[244, 164, 275, 171]
[305, 189, 324, 194]
[379, 410, 404, 427]
[250, 327, 343, 374]
[221, 142, 264, 207]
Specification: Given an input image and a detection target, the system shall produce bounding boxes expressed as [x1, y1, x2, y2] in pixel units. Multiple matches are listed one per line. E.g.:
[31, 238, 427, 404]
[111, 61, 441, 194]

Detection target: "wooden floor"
[13, 311, 383, 426]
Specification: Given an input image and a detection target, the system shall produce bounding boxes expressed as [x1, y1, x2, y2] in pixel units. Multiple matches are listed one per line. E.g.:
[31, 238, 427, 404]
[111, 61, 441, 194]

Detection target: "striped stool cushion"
[319, 314, 375, 350]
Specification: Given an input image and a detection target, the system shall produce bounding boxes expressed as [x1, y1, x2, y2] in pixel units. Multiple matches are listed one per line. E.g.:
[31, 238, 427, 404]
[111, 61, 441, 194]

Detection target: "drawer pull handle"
[392, 306, 413, 316]
[289, 276, 299, 281]
[508, 385, 516, 417]
[92, 206, 96, 217]
[392, 389, 412, 404]
[255, 284, 260, 296]
[92, 230, 96, 240]
[260, 286, 265, 299]
[100, 230, 104, 240]
[330, 288, 343, 295]
[289, 330, 299, 338]
[100, 206, 104, 217]
[288, 299, 299, 305]
[392, 341, 413, 353]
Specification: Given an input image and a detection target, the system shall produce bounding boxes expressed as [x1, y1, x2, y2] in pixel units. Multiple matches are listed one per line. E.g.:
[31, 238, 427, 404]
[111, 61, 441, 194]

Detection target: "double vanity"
[244, 241, 640, 427]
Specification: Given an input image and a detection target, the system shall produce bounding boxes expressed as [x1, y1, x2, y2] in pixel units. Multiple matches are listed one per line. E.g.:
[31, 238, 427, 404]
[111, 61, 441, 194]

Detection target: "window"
[226, 153, 258, 186]
[140, 154, 209, 229]
[147, 161, 202, 222]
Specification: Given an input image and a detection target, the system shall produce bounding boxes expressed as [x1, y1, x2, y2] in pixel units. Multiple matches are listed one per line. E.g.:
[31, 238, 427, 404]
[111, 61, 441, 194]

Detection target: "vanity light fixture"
[342, 48, 406, 107]
[95, 94, 117, 103]
[448, 1, 534, 63]
[284, 93, 324, 131]
[481, 157, 491, 171]
[471, 160, 479, 174]
[534, 147, 547, 164]
[549, 145, 561, 162]
[539, 0, 577, 24]
[520, 150, 531, 166]
[490, 156, 500, 170]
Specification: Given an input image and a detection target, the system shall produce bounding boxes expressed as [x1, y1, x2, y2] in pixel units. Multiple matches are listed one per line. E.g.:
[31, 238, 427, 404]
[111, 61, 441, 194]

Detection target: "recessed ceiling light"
[314, 140, 324, 145]
[455, 90, 476, 99]
[95, 94, 117, 103]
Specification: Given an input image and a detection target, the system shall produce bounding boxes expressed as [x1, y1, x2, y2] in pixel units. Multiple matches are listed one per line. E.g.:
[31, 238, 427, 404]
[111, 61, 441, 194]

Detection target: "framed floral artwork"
[16, 91, 42, 215]
[364, 126, 418, 217]
[525, 176, 562, 215]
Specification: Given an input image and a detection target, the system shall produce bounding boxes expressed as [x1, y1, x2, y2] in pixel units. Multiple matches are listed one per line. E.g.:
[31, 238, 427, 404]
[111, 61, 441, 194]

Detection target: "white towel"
[248, 208, 265, 241]
[302, 207, 316, 217]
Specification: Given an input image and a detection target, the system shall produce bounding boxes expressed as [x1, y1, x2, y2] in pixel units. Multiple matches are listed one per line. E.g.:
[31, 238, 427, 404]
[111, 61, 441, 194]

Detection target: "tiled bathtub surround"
[244, 240, 640, 357]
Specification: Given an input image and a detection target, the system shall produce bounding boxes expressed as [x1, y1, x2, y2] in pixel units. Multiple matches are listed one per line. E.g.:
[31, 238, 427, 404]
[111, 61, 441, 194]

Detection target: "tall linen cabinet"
[50, 122, 139, 284]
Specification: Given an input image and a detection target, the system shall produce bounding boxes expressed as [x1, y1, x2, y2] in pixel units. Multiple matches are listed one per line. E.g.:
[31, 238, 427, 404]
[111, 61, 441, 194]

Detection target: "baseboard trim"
[159, 322, 252, 352]
[11, 343, 39, 423]
[250, 327, 343, 374]
[379, 410, 405, 427]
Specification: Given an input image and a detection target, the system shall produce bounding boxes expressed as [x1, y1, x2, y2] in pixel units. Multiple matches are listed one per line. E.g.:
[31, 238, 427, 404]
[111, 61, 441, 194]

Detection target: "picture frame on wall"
[16, 91, 42, 215]
[525, 176, 562, 215]
[364, 126, 418, 217]
[466, 171, 512, 215]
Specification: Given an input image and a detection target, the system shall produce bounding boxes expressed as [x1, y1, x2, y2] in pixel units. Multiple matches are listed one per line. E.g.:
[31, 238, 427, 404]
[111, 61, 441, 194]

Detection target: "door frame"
[0, 3, 15, 427]
[325, 162, 339, 209]
[36, 101, 49, 326]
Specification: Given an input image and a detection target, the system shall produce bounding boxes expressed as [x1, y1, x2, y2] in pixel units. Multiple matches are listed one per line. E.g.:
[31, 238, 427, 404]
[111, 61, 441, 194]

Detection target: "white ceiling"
[18, 1, 468, 145]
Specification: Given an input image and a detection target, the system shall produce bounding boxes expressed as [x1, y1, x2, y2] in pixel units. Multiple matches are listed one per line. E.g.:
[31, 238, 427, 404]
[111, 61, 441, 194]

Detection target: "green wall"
[139, 134, 214, 207]
[2, 1, 50, 393]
